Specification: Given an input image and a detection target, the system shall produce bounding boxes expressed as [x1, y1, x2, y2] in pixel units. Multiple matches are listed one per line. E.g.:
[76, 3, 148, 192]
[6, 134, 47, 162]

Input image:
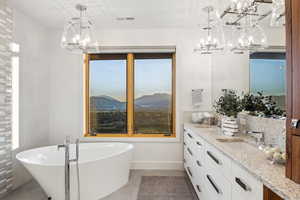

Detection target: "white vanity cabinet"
[183, 127, 263, 200]
[231, 161, 263, 200]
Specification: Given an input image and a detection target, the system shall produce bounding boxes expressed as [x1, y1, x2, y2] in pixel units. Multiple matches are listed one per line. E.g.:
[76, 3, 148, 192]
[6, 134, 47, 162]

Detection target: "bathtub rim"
[16, 142, 134, 167]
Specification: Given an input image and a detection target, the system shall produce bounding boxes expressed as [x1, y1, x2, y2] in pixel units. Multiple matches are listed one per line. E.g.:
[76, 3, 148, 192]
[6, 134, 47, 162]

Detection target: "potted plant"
[240, 92, 285, 118]
[262, 95, 285, 118]
[240, 92, 266, 116]
[214, 90, 242, 136]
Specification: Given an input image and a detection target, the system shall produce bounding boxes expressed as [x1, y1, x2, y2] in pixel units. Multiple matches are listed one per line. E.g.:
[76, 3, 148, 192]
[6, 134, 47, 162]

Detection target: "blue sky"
[250, 59, 286, 96]
[90, 59, 172, 101]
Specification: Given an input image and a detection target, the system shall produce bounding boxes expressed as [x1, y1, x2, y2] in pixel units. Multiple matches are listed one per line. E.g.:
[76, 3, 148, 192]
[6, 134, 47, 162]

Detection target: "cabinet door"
[291, 135, 300, 182]
[288, 0, 300, 136]
[286, 0, 300, 182]
[263, 186, 283, 200]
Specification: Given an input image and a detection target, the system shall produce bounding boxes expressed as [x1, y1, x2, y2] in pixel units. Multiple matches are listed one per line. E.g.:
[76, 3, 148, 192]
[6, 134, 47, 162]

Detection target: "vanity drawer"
[184, 128, 195, 147]
[185, 159, 196, 183]
[191, 150, 206, 180]
[205, 143, 232, 181]
[231, 162, 263, 200]
[184, 146, 193, 166]
[204, 166, 231, 200]
[191, 136, 206, 165]
[184, 146, 196, 177]
[193, 170, 209, 200]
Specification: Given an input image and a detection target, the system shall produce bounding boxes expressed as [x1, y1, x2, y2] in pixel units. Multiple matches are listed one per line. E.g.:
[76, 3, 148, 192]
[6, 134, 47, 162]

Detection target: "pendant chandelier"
[61, 4, 99, 53]
[194, 0, 285, 54]
[230, 0, 255, 13]
[225, 26, 244, 54]
[194, 6, 225, 54]
[234, 16, 268, 51]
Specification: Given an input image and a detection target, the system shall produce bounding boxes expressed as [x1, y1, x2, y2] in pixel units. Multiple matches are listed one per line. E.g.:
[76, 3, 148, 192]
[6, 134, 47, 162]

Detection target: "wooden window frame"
[83, 53, 176, 138]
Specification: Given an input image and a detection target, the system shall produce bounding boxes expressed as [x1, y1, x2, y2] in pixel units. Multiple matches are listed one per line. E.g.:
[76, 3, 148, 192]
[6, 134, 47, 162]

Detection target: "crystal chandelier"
[270, 0, 285, 27]
[194, 6, 225, 54]
[225, 26, 244, 54]
[235, 16, 268, 51]
[61, 4, 99, 53]
[230, 0, 255, 13]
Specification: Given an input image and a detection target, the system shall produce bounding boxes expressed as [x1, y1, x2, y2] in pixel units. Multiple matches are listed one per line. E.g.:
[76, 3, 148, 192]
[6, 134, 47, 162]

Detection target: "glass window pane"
[250, 52, 286, 111]
[134, 58, 173, 135]
[89, 59, 127, 134]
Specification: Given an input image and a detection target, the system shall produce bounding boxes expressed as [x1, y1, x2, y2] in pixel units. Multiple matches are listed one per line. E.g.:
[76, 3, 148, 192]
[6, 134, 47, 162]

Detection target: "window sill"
[81, 136, 180, 143]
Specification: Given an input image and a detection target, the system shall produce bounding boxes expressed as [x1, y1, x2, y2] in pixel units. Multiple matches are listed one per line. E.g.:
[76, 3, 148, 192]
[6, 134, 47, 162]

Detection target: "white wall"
[10, 9, 286, 187]
[12, 9, 51, 189]
[47, 28, 250, 170]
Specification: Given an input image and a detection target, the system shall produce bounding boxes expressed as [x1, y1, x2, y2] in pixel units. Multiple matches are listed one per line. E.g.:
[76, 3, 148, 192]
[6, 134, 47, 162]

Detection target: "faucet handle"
[57, 144, 65, 151]
[247, 131, 264, 143]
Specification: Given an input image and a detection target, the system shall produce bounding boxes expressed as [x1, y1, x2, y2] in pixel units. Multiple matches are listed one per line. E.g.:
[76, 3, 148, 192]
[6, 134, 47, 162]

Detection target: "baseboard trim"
[131, 161, 184, 170]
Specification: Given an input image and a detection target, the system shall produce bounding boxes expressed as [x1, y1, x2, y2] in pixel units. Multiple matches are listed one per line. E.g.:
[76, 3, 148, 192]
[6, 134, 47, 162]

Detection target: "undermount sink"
[216, 137, 260, 149]
[216, 137, 244, 143]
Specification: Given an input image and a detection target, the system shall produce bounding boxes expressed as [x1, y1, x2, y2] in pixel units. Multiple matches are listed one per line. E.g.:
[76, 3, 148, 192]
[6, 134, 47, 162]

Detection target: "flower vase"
[221, 117, 239, 136]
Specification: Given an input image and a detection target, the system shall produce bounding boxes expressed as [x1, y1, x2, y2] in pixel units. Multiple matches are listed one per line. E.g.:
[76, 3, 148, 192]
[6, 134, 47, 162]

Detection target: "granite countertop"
[184, 123, 300, 200]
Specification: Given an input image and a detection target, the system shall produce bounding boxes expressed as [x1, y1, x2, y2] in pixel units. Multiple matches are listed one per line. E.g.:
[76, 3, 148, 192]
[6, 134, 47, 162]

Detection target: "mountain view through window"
[89, 59, 127, 134]
[88, 53, 174, 136]
[134, 58, 172, 134]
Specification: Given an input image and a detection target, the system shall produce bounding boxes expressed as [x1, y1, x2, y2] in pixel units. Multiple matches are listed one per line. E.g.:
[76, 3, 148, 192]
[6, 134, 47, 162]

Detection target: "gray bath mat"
[137, 176, 198, 200]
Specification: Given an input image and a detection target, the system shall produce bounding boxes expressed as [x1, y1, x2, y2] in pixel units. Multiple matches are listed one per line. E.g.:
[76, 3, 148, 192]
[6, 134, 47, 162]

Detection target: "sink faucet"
[57, 137, 80, 200]
[247, 131, 265, 145]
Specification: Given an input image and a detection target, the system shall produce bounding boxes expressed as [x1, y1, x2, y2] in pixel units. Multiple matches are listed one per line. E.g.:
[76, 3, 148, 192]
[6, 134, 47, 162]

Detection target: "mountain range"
[90, 93, 171, 111]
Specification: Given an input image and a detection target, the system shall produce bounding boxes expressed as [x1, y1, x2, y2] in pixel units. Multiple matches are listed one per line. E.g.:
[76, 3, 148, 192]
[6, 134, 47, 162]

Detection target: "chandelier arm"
[61, 4, 99, 53]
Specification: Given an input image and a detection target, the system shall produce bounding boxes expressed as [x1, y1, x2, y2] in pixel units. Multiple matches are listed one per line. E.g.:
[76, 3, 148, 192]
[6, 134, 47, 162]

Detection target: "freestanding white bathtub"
[16, 143, 134, 200]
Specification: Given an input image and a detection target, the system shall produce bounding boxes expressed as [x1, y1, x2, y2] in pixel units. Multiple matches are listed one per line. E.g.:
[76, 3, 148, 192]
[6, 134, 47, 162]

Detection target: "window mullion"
[127, 53, 134, 136]
[84, 54, 90, 136]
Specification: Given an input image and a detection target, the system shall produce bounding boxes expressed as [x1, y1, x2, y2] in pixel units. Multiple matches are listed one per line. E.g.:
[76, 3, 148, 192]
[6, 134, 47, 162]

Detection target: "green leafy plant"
[262, 95, 285, 117]
[240, 92, 285, 117]
[240, 92, 266, 115]
[214, 90, 242, 118]
[214, 90, 285, 119]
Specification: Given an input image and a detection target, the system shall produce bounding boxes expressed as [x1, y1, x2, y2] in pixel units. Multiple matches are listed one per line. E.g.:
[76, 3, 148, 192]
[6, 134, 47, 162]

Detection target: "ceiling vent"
[116, 17, 135, 21]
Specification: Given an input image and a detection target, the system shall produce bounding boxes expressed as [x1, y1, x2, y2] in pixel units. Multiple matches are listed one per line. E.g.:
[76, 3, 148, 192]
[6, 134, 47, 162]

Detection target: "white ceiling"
[9, 0, 277, 30]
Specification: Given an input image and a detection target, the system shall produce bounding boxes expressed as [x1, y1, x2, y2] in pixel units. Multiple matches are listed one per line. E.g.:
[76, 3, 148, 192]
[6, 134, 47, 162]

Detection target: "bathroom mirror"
[211, 28, 286, 112]
[249, 51, 286, 111]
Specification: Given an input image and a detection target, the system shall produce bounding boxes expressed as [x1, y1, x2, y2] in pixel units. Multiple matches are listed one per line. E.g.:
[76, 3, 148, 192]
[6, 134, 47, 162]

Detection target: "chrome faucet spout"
[247, 131, 265, 145]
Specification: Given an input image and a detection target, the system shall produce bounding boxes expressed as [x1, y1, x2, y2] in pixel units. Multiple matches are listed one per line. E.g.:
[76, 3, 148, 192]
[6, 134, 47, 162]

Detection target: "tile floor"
[2, 170, 197, 200]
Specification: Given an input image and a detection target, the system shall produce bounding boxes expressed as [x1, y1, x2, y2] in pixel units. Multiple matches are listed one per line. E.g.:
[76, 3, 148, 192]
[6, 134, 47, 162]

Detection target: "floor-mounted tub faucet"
[57, 136, 80, 200]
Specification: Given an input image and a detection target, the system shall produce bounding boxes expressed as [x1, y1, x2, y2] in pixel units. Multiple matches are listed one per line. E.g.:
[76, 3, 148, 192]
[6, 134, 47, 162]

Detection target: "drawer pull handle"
[206, 175, 222, 194]
[187, 167, 193, 177]
[187, 148, 193, 156]
[207, 151, 221, 165]
[187, 133, 193, 139]
[196, 160, 202, 167]
[235, 177, 251, 192]
[196, 141, 202, 146]
[183, 142, 186, 146]
[196, 185, 201, 193]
